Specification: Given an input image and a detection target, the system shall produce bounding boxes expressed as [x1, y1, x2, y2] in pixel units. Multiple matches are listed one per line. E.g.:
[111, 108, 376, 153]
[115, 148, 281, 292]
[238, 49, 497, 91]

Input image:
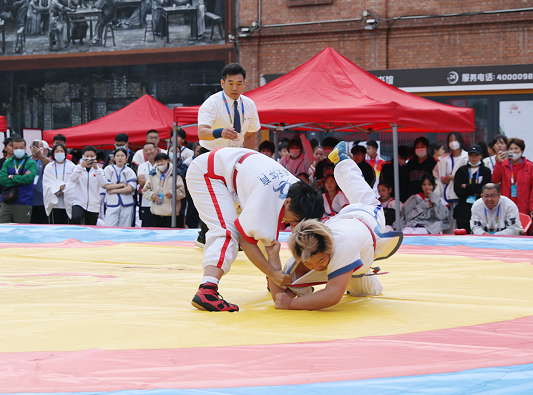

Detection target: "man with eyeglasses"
[470, 183, 523, 235]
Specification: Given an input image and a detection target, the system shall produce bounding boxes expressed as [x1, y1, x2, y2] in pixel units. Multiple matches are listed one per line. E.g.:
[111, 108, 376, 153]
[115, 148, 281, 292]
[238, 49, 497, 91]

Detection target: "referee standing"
[194, 63, 261, 247]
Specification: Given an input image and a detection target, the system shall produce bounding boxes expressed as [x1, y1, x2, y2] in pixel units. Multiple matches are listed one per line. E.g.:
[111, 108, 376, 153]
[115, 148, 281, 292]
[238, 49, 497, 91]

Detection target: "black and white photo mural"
[0, 0, 225, 55]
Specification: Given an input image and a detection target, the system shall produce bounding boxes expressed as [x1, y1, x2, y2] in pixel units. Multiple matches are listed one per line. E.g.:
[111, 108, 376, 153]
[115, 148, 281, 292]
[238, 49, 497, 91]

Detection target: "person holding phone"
[493, 137, 533, 216]
[30, 139, 51, 224]
[69, 146, 107, 225]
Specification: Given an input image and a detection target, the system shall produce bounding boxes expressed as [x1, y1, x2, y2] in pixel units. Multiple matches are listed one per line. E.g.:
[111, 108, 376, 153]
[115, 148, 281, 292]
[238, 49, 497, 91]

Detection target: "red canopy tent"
[173, 47, 474, 135]
[44, 95, 179, 149]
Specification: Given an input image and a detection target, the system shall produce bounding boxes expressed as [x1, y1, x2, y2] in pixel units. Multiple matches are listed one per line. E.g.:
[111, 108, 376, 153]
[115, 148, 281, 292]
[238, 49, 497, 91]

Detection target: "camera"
[506, 151, 514, 158]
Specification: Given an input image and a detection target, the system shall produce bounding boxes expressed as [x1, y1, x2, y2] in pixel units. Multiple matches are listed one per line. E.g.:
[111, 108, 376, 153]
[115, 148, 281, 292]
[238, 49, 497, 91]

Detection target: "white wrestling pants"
[186, 155, 239, 275]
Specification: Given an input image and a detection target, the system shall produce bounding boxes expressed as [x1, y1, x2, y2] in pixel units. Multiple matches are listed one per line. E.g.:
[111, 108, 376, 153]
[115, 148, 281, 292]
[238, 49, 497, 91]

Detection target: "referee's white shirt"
[197, 91, 261, 151]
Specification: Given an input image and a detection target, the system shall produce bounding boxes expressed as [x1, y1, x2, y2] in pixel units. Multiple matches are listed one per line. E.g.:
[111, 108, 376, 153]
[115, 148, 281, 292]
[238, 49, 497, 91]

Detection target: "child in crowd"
[308, 145, 324, 183]
[378, 182, 403, 231]
[322, 174, 349, 219]
[103, 148, 137, 227]
[400, 174, 451, 234]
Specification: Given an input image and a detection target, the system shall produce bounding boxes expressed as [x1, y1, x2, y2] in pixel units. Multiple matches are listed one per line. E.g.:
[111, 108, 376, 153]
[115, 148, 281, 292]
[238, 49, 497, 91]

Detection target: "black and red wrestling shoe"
[191, 283, 239, 312]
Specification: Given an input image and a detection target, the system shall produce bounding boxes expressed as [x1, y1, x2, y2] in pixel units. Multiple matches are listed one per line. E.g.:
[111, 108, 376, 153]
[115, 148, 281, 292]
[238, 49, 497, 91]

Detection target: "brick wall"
[237, 0, 533, 90]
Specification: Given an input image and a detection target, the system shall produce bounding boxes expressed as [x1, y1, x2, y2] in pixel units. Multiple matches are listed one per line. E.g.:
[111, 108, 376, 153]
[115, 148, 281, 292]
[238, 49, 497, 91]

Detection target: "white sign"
[499, 101, 533, 160]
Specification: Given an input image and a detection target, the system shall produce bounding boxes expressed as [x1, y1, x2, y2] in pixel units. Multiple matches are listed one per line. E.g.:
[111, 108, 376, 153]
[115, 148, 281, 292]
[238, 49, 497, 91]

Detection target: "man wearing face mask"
[404, 137, 438, 202]
[0, 137, 38, 223]
[453, 145, 492, 233]
[493, 137, 533, 216]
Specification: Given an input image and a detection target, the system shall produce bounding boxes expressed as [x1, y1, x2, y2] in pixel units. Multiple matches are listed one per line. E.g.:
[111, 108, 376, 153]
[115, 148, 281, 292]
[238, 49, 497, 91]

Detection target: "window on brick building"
[287, 0, 333, 6]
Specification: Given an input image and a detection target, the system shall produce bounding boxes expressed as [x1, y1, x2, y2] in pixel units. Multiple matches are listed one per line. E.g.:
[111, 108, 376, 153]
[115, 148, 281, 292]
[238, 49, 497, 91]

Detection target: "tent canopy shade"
[173, 47, 475, 135]
[44, 95, 198, 149]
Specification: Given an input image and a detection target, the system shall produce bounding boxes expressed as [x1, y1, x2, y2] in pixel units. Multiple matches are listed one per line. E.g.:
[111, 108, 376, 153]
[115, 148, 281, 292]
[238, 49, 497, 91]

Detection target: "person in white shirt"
[104, 148, 137, 227]
[137, 143, 157, 227]
[378, 181, 403, 231]
[176, 129, 194, 163]
[132, 130, 167, 167]
[470, 183, 523, 235]
[433, 132, 468, 230]
[69, 146, 108, 225]
[194, 63, 261, 248]
[483, 135, 508, 173]
[42, 142, 76, 224]
[197, 63, 260, 152]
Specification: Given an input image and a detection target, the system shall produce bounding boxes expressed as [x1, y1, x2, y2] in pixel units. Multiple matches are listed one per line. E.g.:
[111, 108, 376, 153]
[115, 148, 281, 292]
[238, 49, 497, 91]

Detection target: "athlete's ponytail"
[288, 219, 334, 263]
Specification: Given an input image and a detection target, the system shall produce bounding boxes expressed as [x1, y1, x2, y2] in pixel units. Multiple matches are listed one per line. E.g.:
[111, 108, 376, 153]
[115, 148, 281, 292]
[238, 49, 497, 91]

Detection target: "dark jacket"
[453, 163, 492, 221]
[356, 160, 375, 187]
[404, 155, 437, 202]
[0, 154, 38, 205]
[380, 160, 409, 201]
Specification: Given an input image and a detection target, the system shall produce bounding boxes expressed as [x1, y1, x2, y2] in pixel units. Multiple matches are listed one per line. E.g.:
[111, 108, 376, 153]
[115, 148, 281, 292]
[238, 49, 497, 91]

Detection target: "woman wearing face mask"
[103, 148, 138, 227]
[279, 137, 313, 177]
[404, 137, 437, 201]
[453, 145, 492, 233]
[399, 174, 451, 234]
[142, 152, 186, 228]
[493, 138, 533, 216]
[43, 143, 76, 224]
[433, 132, 468, 219]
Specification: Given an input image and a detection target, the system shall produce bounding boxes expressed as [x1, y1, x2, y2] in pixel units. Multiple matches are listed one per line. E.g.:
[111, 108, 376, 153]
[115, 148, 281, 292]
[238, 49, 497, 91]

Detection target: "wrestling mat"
[1, 224, 533, 394]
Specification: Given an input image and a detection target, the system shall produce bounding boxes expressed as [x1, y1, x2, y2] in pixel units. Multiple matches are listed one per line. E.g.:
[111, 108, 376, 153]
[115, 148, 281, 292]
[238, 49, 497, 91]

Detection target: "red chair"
[519, 213, 532, 234]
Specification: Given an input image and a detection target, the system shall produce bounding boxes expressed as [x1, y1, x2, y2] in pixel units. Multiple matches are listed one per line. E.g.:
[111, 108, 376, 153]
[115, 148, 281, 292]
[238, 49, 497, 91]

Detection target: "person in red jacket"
[492, 137, 533, 216]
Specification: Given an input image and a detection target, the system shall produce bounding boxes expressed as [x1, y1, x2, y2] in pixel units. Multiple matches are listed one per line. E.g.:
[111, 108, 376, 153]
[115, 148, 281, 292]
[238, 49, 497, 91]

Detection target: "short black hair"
[378, 181, 392, 189]
[3, 137, 12, 146]
[297, 172, 310, 182]
[113, 148, 128, 157]
[288, 138, 303, 151]
[147, 129, 159, 136]
[96, 151, 105, 162]
[366, 140, 378, 149]
[83, 145, 97, 155]
[447, 132, 464, 149]
[421, 174, 436, 188]
[398, 145, 409, 159]
[492, 134, 508, 147]
[278, 142, 288, 153]
[12, 137, 26, 146]
[259, 140, 275, 154]
[351, 145, 366, 155]
[429, 141, 443, 157]
[414, 136, 430, 148]
[155, 152, 169, 161]
[287, 181, 324, 221]
[222, 63, 246, 80]
[321, 137, 340, 149]
[115, 133, 129, 143]
[51, 142, 66, 157]
[144, 142, 157, 150]
[53, 134, 66, 143]
[177, 129, 186, 140]
[477, 140, 489, 158]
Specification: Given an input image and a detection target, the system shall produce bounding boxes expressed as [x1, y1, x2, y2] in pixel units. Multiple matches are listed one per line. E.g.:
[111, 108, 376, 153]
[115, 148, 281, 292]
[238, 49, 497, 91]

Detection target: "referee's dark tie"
[233, 101, 241, 134]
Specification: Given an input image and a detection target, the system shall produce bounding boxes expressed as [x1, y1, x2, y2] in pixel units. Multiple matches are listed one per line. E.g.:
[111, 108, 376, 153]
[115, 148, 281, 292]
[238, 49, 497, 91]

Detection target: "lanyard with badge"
[222, 92, 245, 148]
[14, 159, 26, 175]
[157, 167, 168, 193]
[484, 205, 500, 234]
[466, 168, 479, 204]
[54, 161, 66, 181]
[112, 165, 125, 187]
[33, 159, 42, 185]
[510, 159, 522, 198]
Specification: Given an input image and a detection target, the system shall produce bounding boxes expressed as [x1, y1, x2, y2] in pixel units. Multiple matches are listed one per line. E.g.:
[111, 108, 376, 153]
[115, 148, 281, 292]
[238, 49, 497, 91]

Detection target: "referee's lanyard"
[13, 159, 25, 175]
[484, 205, 500, 234]
[158, 167, 168, 193]
[222, 92, 244, 127]
[55, 162, 66, 181]
[510, 158, 523, 198]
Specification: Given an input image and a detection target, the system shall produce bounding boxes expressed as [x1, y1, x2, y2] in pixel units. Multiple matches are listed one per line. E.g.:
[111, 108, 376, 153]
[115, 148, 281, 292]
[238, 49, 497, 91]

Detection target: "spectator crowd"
[0, 130, 528, 236]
